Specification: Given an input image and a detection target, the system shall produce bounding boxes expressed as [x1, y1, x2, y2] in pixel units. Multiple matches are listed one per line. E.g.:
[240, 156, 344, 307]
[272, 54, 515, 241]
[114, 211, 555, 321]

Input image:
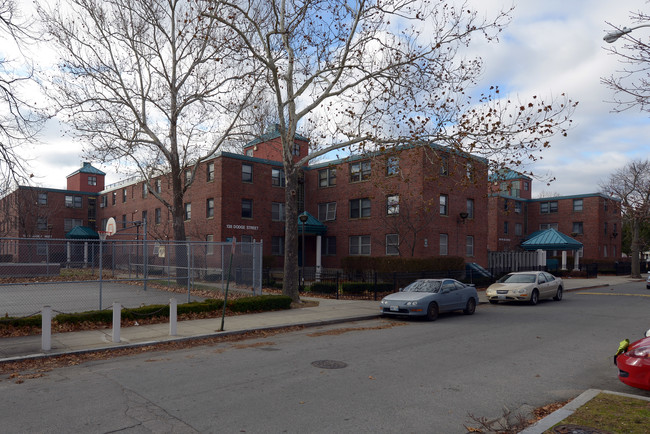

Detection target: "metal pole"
[143, 219, 148, 291]
[99, 237, 103, 310]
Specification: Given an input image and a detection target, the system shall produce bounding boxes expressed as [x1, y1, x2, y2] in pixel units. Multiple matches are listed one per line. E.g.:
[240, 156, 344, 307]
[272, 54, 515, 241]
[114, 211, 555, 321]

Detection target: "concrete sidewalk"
[0, 274, 641, 363]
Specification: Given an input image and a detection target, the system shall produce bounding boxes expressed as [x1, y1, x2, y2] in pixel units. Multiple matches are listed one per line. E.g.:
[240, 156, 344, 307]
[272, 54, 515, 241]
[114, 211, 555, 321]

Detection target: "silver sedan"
[380, 279, 478, 321]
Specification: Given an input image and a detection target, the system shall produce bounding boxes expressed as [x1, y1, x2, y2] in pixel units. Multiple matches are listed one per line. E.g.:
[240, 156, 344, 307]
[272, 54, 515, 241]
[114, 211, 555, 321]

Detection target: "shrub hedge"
[0, 295, 292, 329]
[308, 282, 338, 294]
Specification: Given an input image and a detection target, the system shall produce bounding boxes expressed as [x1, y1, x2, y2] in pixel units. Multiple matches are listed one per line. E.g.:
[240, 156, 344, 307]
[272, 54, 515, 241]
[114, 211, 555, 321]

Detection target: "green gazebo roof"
[297, 211, 327, 236]
[521, 228, 582, 251]
[65, 226, 100, 239]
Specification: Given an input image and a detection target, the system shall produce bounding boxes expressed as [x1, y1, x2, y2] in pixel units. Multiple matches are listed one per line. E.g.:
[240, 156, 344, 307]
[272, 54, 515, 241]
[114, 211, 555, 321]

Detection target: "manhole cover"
[311, 360, 348, 369]
[553, 425, 613, 434]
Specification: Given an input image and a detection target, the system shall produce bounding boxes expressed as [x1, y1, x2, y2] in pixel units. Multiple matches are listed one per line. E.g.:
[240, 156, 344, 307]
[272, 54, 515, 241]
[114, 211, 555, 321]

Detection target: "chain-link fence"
[0, 237, 262, 317]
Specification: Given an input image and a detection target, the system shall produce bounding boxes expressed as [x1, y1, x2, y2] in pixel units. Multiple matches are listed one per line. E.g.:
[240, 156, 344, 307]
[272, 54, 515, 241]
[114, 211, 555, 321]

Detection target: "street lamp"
[299, 212, 308, 290]
[604, 24, 650, 43]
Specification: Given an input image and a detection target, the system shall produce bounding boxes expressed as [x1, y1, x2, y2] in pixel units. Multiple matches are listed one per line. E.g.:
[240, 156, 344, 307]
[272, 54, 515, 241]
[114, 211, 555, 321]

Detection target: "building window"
[604, 222, 608, 235]
[321, 236, 336, 256]
[466, 235, 474, 257]
[64, 218, 84, 232]
[240, 235, 253, 254]
[246, 148, 253, 157]
[540, 223, 559, 230]
[242, 163, 253, 183]
[318, 168, 336, 187]
[540, 201, 558, 214]
[573, 199, 583, 212]
[272, 236, 285, 256]
[439, 194, 448, 216]
[112, 192, 117, 205]
[572, 222, 583, 235]
[504, 221, 509, 234]
[511, 180, 520, 198]
[271, 168, 286, 187]
[206, 234, 214, 255]
[37, 217, 48, 231]
[184, 203, 191, 221]
[349, 235, 371, 255]
[515, 223, 523, 236]
[155, 179, 161, 194]
[515, 201, 522, 214]
[524, 181, 529, 191]
[206, 198, 214, 218]
[386, 234, 399, 255]
[349, 161, 371, 182]
[466, 162, 473, 181]
[386, 156, 399, 176]
[88, 176, 97, 186]
[38, 193, 47, 205]
[242, 199, 253, 218]
[65, 195, 83, 208]
[37, 241, 47, 256]
[466, 199, 474, 219]
[207, 162, 215, 182]
[185, 168, 193, 186]
[141, 210, 148, 224]
[122, 214, 127, 229]
[271, 202, 285, 221]
[504, 199, 509, 211]
[155, 208, 161, 225]
[318, 202, 337, 221]
[386, 195, 399, 216]
[350, 198, 371, 219]
[142, 183, 148, 198]
[292, 143, 300, 156]
[440, 234, 448, 255]
[440, 155, 448, 176]
[101, 195, 107, 208]
[122, 188, 127, 203]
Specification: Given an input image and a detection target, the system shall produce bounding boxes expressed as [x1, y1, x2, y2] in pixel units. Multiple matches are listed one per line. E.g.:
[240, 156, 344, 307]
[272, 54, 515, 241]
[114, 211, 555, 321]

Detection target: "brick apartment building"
[488, 170, 621, 261]
[0, 129, 621, 268]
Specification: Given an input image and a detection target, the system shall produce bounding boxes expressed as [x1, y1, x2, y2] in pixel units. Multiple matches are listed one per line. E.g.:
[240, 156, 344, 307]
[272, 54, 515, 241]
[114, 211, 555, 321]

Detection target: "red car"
[615, 330, 650, 391]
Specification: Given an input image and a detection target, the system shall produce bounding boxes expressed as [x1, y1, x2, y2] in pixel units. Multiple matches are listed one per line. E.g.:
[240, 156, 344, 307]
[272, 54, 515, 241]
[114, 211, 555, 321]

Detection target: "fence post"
[42, 306, 52, 351]
[336, 271, 340, 300]
[169, 298, 177, 336]
[112, 302, 121, 343]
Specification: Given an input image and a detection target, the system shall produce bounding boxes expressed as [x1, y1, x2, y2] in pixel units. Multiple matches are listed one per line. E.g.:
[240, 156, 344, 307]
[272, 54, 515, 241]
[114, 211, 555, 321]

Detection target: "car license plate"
[498, 295, 506, 300]
[390, 305, 399, 312]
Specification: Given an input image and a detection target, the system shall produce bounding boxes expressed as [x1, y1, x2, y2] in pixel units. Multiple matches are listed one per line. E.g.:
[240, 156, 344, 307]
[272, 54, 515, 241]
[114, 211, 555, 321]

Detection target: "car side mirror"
[645, 328, 650, 338]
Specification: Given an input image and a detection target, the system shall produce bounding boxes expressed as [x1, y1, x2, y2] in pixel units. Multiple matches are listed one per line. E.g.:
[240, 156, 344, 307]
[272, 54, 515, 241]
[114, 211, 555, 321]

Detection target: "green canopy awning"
[521, 228, 582, 251]
[65, 225, 100, 239]
[297, 211, 327, 236]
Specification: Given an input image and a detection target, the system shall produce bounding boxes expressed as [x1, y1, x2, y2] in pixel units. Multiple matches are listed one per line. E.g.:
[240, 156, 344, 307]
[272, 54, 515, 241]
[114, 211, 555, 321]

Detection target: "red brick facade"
[1, 138, 622, 268]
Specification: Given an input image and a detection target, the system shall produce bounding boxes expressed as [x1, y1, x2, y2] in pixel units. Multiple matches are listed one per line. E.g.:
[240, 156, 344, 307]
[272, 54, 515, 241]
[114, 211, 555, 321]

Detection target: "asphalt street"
[1, 281, 649, 433]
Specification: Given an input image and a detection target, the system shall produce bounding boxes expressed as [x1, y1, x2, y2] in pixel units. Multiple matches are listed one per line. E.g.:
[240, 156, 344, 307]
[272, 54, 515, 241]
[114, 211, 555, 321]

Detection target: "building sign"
[226, 224, 259, 230]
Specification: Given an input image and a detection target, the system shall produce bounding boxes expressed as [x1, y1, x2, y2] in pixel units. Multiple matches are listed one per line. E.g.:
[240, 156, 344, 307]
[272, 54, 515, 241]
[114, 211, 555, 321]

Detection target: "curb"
[0, 314, 380, 365]
[520, 389, 650, 433]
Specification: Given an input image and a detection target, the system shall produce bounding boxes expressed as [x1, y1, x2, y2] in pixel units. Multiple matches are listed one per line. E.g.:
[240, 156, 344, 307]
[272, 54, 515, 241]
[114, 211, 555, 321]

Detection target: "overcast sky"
[13, 0, 650, 196]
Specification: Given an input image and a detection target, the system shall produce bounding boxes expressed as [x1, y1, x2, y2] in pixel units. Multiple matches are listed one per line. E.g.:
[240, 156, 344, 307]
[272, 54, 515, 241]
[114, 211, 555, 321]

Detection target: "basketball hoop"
[98, 231, 109, 241]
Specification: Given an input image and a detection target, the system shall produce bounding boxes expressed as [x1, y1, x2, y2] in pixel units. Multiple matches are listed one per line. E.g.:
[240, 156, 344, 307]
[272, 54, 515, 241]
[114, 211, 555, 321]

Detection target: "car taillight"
[628, 346, 650, 358]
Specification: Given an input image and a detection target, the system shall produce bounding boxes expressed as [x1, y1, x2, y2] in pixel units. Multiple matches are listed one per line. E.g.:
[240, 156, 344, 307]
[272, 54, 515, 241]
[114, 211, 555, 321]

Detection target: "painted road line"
[577, 292, 650, 297]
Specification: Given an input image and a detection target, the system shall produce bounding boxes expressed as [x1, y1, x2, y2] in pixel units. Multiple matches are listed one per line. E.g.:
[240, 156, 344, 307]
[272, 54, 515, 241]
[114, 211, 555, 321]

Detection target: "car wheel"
[463, 298, 476, 315]
[529, 289, 539, 306]
[553, 286, 563, 301]
[489, 299, 499, 305]
[426, 302, 439, 321]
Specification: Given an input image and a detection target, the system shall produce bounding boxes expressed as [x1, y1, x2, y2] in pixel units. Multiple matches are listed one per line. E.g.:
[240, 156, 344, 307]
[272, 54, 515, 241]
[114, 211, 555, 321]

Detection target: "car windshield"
[403, 280, 441, 293]
[498, 273, 536, 284]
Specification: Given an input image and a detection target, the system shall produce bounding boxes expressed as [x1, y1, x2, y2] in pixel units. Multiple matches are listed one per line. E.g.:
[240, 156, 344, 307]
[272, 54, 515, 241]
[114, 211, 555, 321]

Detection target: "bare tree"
[602, 9, 650, 113]
[203, 0, 576, 301]
[600, 159, 650, 278]
[38, 0, 259, 244]
[0, 0, 46, 193]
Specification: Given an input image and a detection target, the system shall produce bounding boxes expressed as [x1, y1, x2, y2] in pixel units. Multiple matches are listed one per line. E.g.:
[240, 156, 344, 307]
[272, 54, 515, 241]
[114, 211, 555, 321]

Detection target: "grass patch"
[545, 392, 650, 434]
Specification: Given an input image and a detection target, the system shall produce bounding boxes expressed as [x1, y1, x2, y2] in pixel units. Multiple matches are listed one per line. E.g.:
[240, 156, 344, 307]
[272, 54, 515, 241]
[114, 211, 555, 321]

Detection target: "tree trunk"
[631, 217, 641, 278]
[170, 168, 188, 284]
[283, 165, 300, 302]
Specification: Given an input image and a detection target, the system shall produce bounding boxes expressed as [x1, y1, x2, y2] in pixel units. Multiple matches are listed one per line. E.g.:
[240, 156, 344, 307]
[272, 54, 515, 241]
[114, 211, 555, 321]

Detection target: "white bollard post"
[42, 306, 52, 351]
[112, 302, 121, 343]
[169, 298, 177, 336]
